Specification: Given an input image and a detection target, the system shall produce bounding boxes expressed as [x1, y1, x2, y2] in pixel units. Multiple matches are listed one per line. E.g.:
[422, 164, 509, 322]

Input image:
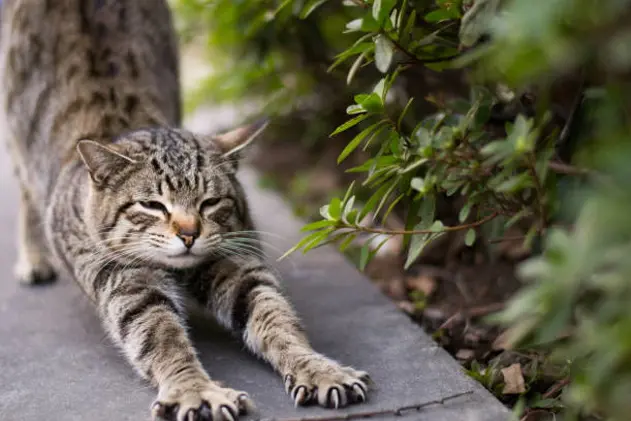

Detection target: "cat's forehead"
[120, 129, 221, 167]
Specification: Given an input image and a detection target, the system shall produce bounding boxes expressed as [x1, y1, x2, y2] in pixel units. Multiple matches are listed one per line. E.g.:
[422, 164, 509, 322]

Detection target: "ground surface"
[0, 140, 509, 421]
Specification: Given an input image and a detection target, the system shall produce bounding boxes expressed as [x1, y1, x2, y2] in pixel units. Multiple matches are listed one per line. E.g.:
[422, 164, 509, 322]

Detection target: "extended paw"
[152, 382, 253, 421]
[284, 357, 370, 408]
[14, 257, 56, 285]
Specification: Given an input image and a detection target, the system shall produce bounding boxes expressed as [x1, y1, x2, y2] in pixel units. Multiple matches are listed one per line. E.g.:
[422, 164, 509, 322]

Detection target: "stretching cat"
[0, 1, 369, 420]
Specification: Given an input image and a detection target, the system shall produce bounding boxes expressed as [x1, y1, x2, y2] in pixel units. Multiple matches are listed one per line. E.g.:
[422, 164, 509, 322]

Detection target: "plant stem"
[528, 154, 547, 231]
[344, 212, 498, 236]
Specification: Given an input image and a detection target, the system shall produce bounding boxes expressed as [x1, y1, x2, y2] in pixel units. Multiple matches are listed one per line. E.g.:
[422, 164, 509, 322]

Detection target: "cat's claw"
[284, 358, 370, 408]
[152, 384, 252, 421]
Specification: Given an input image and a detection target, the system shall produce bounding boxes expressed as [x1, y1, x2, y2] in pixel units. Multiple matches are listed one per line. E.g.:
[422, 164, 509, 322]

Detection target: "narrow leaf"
[347, 51, 367, 84]
[397, 97, 415, 129]
[338, 122, 382, 164]
[359, 243, 371, 270]
[301, 219, 334, 232]
[330, 114, 370, 136]
[374, 34, 394, 73]
[465, 228, 476, 246]
[300, 0, 329, 19]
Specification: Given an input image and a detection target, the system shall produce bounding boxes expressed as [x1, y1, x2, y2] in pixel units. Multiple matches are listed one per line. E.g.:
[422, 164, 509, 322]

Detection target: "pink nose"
[172, 213, 200, 248]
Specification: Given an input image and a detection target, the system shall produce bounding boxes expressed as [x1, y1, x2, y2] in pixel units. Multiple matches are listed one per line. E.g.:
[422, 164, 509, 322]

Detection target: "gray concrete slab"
[0, 149, 510, 421]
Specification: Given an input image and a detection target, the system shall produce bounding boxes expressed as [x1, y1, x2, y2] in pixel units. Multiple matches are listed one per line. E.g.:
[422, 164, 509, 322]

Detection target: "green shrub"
[176, 1, 631, 419]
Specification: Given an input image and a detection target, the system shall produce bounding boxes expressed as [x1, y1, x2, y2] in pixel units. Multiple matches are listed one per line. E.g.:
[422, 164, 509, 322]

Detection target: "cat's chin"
[159, 253, 206, 269]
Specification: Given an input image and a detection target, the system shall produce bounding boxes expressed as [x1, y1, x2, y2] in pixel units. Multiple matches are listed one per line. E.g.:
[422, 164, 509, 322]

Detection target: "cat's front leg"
[195, 258, 370, 408]
[92, 267, 252, 421]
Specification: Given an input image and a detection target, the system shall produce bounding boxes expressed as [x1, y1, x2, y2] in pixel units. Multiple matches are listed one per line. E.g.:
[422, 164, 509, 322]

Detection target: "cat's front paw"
[152, 381, 253, 421]
[284, 356, 370, 408]
[14, 256, 56, 285]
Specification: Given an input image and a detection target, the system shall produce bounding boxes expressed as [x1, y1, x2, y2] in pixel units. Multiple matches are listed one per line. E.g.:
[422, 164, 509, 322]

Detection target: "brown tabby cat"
[0, 1, 370, 420]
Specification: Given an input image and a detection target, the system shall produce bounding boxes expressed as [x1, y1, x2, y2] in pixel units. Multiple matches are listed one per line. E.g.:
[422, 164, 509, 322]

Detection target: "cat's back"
[0, 0, 181, 203]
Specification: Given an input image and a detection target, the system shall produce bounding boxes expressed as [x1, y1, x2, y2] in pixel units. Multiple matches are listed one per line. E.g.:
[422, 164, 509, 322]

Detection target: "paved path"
[0, 143, 509, 420]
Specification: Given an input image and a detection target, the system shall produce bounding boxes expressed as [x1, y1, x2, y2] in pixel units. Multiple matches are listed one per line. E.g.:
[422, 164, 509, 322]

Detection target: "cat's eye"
[200, 197, 222, 209]
[139, 201, 168, 213]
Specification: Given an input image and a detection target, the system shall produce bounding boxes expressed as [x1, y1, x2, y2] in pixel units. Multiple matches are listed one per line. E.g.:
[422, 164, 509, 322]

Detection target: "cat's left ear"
[77, 140, 138, 186]
[212, 118, 269, 158]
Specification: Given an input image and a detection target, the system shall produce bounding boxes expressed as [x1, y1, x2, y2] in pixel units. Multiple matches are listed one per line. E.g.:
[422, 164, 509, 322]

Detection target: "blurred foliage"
[175, 0, 631, 419]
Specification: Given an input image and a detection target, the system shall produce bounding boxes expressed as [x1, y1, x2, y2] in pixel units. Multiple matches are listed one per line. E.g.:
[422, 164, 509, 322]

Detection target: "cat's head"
[76, 120, 267, 269]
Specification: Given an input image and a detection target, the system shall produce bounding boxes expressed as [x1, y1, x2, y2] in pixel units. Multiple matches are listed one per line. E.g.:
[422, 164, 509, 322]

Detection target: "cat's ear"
[76, 140, 137, 185]
[212, 118, 269, 158]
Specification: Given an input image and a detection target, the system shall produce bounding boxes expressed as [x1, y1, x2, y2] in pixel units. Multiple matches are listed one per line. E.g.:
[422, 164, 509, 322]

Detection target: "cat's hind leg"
[14, 190, 56, 285]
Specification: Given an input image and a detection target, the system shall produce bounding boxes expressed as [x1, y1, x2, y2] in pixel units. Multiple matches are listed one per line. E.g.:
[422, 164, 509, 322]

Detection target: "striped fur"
[0, 1, 369, 420]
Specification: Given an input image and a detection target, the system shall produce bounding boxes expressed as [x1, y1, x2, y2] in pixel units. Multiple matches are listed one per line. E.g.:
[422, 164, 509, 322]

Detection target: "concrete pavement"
[0, 146, 510, 420]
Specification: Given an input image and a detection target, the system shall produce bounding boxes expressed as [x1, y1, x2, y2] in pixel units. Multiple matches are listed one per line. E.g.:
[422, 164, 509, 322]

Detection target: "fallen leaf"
[456, 349, 475, 360]
[492, 329, 513, 351]
[405, 275, 437, 296]
[397, 300, 416, 314]
[501, 363, 526, 394]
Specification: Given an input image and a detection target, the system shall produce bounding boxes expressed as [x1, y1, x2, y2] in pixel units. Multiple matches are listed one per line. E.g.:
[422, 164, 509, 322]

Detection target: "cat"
[0, 1, 370, 420]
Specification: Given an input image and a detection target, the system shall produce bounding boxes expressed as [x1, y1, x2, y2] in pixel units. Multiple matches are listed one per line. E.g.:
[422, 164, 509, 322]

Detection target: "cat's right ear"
[76, 140, 137, 185]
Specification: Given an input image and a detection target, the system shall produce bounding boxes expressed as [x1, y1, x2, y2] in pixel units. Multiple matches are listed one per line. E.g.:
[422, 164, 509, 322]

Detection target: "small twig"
[520, 409, 556, 421]
[528, 154, 547, 232]
[547, 160, 593, 177]
[382, 30, 460, 65]
[542, 377, 570, 399]
[438, 302, 505, 330]
[488, 235, 528, 244]
[346, 212, 498, 236]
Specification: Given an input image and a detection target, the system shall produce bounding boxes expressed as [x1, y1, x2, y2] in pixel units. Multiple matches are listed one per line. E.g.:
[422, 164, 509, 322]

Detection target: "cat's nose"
[177, 229, 199, 248]
[172, 215, 200, 248]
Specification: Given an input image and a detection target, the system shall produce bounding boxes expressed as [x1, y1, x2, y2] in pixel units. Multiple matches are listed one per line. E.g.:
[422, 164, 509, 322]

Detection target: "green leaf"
[301, 219, 334, 232]
[300, 0, 329, 19]
[345, 18, 363, 32]
[397, 97, 415, 129]
[355, 92, 383, 113]
[383, 194, 404, 224]
[494, 173, 533, 193]
[330, 114, 370, 136]
[346, 104, 366, 115]
[342, 181, 356, 206]
[328, 40, 373, 72]
[465, 228, 477, 246]
[374, 34, 394, 73]
[373, 78, 387, 101]
[372, 0, 383, 21]
[302, 230, 333, 252]
[359, 183, 392, 222]
[338, 121, 385, 164]
[320, 204, 332, 220]
[280, 231, 323, 260]
[396, 0, 408, 32]
[424, 8, 458, 23]
[459, 202, 473, 223]
[328, 198, 342, 220]
[374, 179, 399, 216]
[339, 233, 357, 252]
[429, 220, 445, 232]
[411, 177, 425, 192]
[347, 51, 367, 84]
[359, 243, 371, 270]
[405, 231, 430, 268]
[372, 0, 396, 24]
[419, 195, 436, 223]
